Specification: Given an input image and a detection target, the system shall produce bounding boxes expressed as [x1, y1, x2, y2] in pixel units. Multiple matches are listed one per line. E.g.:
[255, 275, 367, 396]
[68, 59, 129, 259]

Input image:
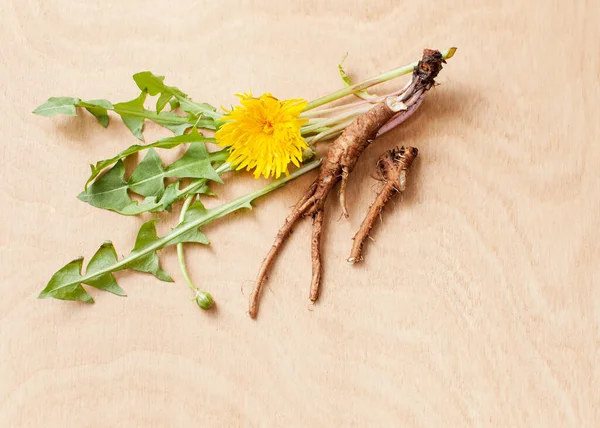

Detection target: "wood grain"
[1, 1, 599, 426]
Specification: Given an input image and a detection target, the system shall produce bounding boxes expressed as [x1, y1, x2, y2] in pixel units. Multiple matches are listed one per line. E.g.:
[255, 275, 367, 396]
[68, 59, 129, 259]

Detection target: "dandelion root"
[348, 146, 418, 264]
[310, 209, 324, 302]
[249, 49, 446, 318]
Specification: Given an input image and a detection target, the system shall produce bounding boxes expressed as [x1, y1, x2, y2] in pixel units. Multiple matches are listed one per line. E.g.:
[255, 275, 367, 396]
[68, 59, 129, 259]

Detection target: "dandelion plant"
[34, 47, 456, 315]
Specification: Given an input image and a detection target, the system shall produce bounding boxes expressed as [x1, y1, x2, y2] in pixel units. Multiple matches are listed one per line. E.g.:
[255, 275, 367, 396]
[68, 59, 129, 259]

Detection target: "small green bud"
[195, 291, 214, 310]
[301, 148, 316, 162]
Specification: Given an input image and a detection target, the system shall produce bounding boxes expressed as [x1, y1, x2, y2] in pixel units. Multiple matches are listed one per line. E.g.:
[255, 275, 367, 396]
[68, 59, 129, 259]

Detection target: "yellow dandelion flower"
[215, 92, 308, 179]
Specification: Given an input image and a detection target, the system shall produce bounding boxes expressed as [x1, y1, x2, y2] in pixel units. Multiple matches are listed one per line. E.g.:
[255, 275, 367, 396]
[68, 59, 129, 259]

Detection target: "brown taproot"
[348, 146, 418, 264]
[249, 49, 446, 318]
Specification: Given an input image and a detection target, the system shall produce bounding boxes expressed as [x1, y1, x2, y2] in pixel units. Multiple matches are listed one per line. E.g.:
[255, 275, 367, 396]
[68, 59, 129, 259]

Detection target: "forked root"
[249, 182, 317, 318]
[249, 49, 446, 318]
[310, 209, 324, 302]
[348, 146, 418, 264]
[339, 167, 350, 218]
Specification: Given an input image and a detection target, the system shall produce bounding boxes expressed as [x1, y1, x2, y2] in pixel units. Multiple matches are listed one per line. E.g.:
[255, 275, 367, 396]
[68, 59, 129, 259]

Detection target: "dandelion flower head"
[215, 92, 308, 179]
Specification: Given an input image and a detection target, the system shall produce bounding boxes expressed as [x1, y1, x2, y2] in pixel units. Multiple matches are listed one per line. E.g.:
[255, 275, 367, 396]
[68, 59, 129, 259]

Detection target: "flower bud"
[195, 291, 214, 310]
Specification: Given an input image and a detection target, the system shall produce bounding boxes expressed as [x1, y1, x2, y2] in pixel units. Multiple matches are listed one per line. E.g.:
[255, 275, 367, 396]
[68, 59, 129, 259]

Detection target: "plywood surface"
[1, 1, 599, 426]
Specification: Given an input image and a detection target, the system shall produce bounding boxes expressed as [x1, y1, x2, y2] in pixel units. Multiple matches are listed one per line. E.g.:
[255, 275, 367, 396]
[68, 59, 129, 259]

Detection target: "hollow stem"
[300, 81, 411, 119]
[176, 162, 232, 310]
[303, 47, 456, 111]
[177, 195, 198, 294]
[305, 118, 354, 145]
[301, 105, 372, 135]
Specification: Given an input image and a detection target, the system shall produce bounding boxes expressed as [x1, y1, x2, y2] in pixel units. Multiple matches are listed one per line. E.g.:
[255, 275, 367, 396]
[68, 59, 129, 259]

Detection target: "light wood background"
[1, 1, 599, 426]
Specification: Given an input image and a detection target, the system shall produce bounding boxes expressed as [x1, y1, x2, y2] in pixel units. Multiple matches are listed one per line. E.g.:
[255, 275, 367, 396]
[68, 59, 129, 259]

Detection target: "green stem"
[107, 106, 218, 131]
[175, 161, 236, 295]
[176, 195, 198, 293]
[304, 47, 456, 111]
[301, 105, 372, 134]
[305, 118, 354, 145]
[113, 107, 191, 123]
